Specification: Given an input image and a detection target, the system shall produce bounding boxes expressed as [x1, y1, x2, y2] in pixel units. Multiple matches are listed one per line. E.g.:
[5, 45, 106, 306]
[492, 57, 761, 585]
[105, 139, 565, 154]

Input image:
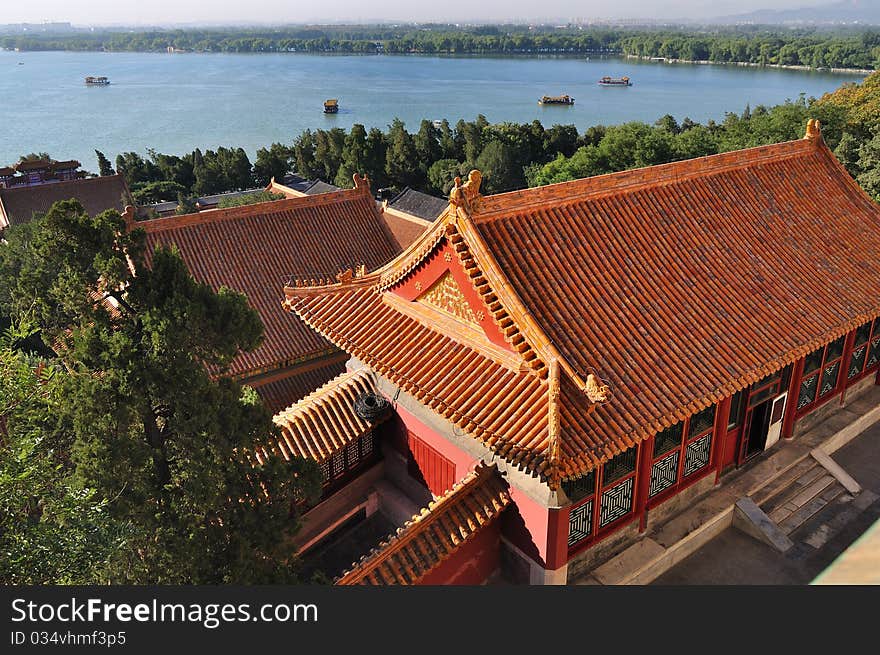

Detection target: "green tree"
[0, 321, 130, 584]
[95, 150, 115, 176]
[293, 130, 321, 180]
[385, 119, 420, 189]
[0, 201, 321, 583]
[253, 143, 293, 186]
[414, 120, 442, 172]
[335, 124, 369, 188]
[364, 128, 388, 189]
[427, 158, 461, 196]
[132, 181, 187, 205]
[217, 191, 285, 208]
[314, 128, 346, 183]
[475, 141, 518, 194]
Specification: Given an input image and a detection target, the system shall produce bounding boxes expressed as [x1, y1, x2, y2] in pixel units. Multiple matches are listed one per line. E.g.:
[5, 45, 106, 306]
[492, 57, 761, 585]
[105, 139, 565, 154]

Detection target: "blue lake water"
[0, 50, 865, 171]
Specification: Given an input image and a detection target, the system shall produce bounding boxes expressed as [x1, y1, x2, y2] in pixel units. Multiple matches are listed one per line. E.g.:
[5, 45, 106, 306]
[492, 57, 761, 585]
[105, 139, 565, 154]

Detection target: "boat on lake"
[85, 76, 110, 86]
[598, 76, 632, 86]
[323, 98, 339, 114]
[538, 94, 575, 106]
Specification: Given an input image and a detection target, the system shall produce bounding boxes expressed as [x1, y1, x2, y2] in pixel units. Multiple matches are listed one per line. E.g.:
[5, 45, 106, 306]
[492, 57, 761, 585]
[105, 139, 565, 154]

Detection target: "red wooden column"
[712, 396, 732, 484]
[782, 357, 805, 441]
[636, 438, 654, 533]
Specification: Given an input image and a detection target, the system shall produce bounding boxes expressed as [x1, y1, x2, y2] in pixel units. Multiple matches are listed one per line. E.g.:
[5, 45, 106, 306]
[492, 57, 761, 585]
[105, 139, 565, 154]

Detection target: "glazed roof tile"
[473, 130, 880, 446]
[0, 174, 131, 227]
[251, 357, 348, 414]
[264, 367, 386, 464]
[387, 187, 448, 221]
[285, 125, 880, 483]
[139, 187, 400, 378]
[335, 463, 511, 585]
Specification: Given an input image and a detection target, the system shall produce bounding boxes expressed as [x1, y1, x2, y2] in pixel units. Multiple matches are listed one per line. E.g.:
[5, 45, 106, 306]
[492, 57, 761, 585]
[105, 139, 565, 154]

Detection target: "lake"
[0, 50, 865, 171]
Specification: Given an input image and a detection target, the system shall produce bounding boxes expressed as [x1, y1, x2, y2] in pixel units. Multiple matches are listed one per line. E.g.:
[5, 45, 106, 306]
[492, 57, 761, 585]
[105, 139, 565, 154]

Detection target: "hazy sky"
[2, 1, 832, 25]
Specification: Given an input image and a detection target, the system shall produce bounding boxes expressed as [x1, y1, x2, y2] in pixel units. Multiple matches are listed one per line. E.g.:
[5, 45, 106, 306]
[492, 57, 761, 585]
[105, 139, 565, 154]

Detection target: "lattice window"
[346, 442, 359, 468]
[826, 335, 845, 361]
[320, 459, 331, 482]
[599, 477, 634, 528]
[688, 405, 716, 438]
[568, 499, 593, 547]
[361, 431, 373, 457]
[819, 360, 841, 397]
[603, 448, 637, 485]
[331, 451, 345, 478]
[869, 336, 880, 369]
[562, 471, 596, 504]
[684, 432, 712, 477]
[798, 373, 818, 409]
[848, 345, 868, 379]
[654, 422, 683, 457]
[649, 451, 679, 497]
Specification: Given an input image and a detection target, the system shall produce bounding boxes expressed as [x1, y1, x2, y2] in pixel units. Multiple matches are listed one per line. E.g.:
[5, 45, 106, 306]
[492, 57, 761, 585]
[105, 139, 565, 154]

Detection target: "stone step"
[799, 490, 879, 550]
[760, 464, 827, 515]
[778, 480, 846, 535]
[752, 457, 817, 507]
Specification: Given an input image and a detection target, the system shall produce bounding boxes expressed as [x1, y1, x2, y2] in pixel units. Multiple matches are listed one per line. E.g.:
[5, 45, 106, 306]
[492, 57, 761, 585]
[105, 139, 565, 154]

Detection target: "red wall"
[419, 518, 502, 585]
[392, 404, 479, 477]
[407, 431, 456, 496]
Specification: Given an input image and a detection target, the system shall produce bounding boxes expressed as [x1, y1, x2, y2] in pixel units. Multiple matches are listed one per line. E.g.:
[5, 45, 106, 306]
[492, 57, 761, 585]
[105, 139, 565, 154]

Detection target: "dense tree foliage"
[0, 201, 322, 583]
[4, 25, 879, 70]
[0, 322, 129, 584]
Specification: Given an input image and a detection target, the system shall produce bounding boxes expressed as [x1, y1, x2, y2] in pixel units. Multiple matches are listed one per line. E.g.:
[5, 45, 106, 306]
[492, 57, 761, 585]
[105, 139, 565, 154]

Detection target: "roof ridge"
[335, 462, 510, 584]
[136, 185, 372, 234]
[474, 136, 819, 222]
[0, 173, 124, 195]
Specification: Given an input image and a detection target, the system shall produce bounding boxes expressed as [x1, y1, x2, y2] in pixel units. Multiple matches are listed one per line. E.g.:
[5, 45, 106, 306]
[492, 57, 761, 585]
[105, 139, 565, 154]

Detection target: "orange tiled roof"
[263, 367, 387, 464]
[137, 184, 400, 379]
[285, 123, 880, 484]
[335, 463, 511, 585]
[0, 175, 131, 227]
[251, 357, 348, 414]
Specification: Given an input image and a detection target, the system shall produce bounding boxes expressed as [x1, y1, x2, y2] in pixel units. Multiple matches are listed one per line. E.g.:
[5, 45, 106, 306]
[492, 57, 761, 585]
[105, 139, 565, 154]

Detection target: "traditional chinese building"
[0, 174, 132, 230]
[0, 158, 83, 188]
[134, 179, 403, 414]
[279, 121, 880, 584]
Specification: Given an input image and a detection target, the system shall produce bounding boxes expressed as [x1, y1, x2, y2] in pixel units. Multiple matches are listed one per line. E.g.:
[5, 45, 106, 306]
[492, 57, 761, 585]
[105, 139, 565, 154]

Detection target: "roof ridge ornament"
[585, 372, 611, 403]
[805, 118, 822, 141]
[353, 173, 371, 194]
[449, 169, 483, 215]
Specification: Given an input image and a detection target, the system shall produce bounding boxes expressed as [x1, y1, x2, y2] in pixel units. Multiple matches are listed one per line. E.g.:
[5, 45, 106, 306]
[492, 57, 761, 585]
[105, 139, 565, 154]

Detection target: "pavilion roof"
[0, 174, 131, 228]
[284, 122, 880, 486]
[335, 462, 511, 585]
[138, 178, 400, 380]
[262, 367, 388, 465]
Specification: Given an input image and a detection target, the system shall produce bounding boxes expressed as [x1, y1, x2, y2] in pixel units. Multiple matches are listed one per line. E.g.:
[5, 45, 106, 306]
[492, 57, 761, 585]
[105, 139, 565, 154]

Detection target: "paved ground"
[652, 419, 880, 585]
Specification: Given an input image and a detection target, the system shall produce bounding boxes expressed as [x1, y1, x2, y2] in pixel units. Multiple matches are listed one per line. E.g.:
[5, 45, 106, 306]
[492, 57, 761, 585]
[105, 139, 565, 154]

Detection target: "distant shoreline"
[3, 48, 873, 75]
[625, 54, 873, 75]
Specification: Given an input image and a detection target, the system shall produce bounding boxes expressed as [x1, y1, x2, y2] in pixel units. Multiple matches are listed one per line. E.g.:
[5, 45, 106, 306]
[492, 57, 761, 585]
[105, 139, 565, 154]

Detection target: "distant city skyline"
[0, 0, 837, 26]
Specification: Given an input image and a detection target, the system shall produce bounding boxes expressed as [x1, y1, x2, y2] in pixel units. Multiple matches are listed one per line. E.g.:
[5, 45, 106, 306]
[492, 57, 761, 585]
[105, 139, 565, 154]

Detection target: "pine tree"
[335, 124, 369, 188]
[385, 119, 420, 189]
[0, 201, 322, 583]
[95, 150, 115, 176]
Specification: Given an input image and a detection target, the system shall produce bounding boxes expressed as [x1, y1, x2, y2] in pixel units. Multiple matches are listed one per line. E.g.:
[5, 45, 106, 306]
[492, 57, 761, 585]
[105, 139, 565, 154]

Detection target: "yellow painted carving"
[417, 271, 479, 325]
